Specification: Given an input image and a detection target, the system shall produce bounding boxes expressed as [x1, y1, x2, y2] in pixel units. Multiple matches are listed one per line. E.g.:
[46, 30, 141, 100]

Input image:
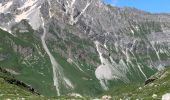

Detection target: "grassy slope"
[0, 67, 90, 100]
[0, 28, 57, 96]
[0, 67, 46, 100]
[104, 68, 170, 100]
[0, 78, 47, 100]
[0, 76, 90, 100]
[0, 25, 102, 97]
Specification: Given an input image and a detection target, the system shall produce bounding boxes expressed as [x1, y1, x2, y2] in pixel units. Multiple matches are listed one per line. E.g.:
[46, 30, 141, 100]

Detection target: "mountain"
[0, 0, 170, 97]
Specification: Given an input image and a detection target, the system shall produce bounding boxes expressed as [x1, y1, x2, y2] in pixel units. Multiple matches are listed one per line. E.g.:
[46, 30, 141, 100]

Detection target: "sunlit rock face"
[1, 0, 170, 96]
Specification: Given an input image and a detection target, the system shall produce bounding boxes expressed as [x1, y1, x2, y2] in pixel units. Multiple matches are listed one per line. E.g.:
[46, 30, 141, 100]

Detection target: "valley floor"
[1, 67, 170, 100]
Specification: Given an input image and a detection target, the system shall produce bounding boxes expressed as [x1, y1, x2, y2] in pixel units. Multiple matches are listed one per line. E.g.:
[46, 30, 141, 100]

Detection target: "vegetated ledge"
[145, 68, 168, 85]
[0, 67, 40, 95]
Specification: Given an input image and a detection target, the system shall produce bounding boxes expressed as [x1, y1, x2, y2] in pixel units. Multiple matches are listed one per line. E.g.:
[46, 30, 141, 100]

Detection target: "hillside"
[0, 0, 170, 98]
[1, 67, 170, 100]
[0, 67, 45, 99]
[104, 67, 170, 100]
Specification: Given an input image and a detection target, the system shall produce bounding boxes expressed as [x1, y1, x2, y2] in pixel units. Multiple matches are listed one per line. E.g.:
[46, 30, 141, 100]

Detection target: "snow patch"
[94, 41, 129, 90]
[73, 1, 91, 24]
[157, 64, 165, 71]
[95, 64, 116, 80]
[15, 3, 42, 30]
[47, 0, 53, 18]
[8, 0, 43, 30]
[150, 41, 161, 61]
[68, 93, 82, 98]
[0, 26, 14, 36]
[65, 0, 91, 25]
[64, 77, 74, 89]
[41, 17, 73, 96]
[0, 1, 13, 13]
[17, 0, 39, 10]
[102, 95, 112, 100]
[137, 64, 147, 79]
[152, 94, 157, 99]
[162, 93, 170, 100]
[5, 69, 20, 75]
[131, 29, 134, 35]
[131, 52, 147, 79]
[41, 17, 60, 95]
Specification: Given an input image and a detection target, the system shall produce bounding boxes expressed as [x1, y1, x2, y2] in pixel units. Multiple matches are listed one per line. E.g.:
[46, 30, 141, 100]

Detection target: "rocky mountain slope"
[0, 0, 170, 97]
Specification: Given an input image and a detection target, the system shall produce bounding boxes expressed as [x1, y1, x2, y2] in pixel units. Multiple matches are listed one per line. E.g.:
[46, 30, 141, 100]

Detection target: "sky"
[103, 0, 170, 13]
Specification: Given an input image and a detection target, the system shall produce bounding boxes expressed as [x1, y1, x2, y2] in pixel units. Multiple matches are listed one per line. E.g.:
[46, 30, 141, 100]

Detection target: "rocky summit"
[0, 0, 170, 99]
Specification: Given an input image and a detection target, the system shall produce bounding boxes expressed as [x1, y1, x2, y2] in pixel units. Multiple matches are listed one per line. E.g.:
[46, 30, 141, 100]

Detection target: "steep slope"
[0, 78, 44, 99]
[0, 24, 58, 96]
[105, 67, 170, 100]
[0, 0, 170, 97]
[0, 67, 90, 100]
[0, 20, 102, 97]
[0, 67, 44, 99]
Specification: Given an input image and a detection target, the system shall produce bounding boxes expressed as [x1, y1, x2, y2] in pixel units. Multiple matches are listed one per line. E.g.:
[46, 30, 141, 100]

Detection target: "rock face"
[1, 0, 170, 97]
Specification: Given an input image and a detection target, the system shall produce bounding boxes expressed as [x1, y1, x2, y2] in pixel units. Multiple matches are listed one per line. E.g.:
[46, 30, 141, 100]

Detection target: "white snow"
[41, 17, 60, 95]
[99, 80, 108, 90]
[122, 48, 131, 64]
[0, 27, 10, 33]
[157, 64, 165, 71]
[73, 1, 91, 24]
[135, 26, 139, 31]
[137, 64, 147, 79]
[94, 41, 114, 90]
[68, 93, 82, 98]
[41, 17, 73, 96]
[64, 77, 74, 89]
[0, 1, 13, 13]
[73, 61, 84, 72]
[5, 69, 20, 75]
[93, 99, 100, 100]
[0, 1, 14, 36]
[131, 29, 134, 35]
[131, 52, 147, 79]
[150, 41, 161, 61]
[162, 93, 170, 100]
[159, 48, 170, 56]
[0, 26, 14, 36]
[65, 0, 76, 15]
[95, 41, 114, 80]
[101, 95, 112, 100]
[95, 64, 116, 80]
[94, 41, 129, 90]
[18, 0, 39, 10]
[47, 0, 53, 18]
[0, 0, 43, 30]
[15, 0, 42, 30]
[65, 0, 91, 25]
[138, 87, 142, 90]
[152, 94, 157, 99]
[114, 42, 119, 52]
[66, 0, 76, 25]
